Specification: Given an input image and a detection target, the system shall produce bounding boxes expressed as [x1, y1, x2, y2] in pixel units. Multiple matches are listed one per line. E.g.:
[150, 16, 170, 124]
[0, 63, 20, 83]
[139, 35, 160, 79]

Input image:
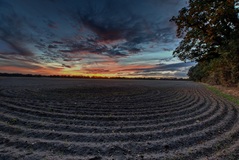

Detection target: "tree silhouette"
[171, 0, 239, 86]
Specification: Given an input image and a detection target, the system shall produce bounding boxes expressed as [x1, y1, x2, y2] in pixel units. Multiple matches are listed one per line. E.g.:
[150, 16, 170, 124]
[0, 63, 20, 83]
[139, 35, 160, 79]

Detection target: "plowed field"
[0, 77, 238, 160]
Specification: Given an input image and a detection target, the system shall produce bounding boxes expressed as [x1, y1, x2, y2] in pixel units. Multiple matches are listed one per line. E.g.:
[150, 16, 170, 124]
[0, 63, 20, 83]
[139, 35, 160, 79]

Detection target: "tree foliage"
[172, 0, 239, 86]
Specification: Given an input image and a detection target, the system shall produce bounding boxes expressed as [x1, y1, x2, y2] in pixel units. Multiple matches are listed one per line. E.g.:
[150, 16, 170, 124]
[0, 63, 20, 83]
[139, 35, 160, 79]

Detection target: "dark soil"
[0, 77, 238, 159]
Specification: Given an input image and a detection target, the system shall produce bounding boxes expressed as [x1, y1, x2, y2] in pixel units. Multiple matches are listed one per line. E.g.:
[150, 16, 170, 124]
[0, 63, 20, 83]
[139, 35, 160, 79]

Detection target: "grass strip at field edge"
[203, 84, 239, 106]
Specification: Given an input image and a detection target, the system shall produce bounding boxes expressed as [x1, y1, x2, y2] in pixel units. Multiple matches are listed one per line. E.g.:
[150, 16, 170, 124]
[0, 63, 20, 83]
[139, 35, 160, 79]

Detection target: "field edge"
[203, 83, 239, 106]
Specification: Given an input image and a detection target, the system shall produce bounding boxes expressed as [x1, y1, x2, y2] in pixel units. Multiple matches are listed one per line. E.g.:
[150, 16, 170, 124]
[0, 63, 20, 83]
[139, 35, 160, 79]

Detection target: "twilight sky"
[0, 0, 195, 78]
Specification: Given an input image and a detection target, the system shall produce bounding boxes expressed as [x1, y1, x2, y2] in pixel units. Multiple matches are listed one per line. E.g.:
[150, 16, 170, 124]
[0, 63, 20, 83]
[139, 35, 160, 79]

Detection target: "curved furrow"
[161, 111, 239, 160]
[0, 104, 216, 136]
[0, 97, 217, 135]
[0, 94, 199, 121]
[0, 92, 195, 116]
[0, 99, 233, 144]
[0, 95, 208, 127]
[0, 88, 189, 115]
[205, 139, 239, 160]
[0, 108, 237, 159]
[0, 91, 213, 129]
[0, 88, 216, 132]
[0, 91, 196, 118]
[0, 79, 238, 159]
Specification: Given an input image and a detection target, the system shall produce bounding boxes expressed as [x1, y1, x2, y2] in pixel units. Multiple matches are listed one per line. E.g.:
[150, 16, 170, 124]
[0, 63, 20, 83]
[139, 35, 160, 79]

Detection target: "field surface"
[0, 77, 239, 160]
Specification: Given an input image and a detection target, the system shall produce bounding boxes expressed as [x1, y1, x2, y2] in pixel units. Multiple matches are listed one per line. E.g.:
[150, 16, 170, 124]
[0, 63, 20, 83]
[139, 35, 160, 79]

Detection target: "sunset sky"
[0, 0, 195, 78]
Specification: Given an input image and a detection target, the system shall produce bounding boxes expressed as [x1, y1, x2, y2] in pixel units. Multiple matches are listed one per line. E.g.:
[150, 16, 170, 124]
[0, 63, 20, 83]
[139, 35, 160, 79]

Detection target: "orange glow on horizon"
[0, 63, 156, 78]
[0, 66, 63, 75]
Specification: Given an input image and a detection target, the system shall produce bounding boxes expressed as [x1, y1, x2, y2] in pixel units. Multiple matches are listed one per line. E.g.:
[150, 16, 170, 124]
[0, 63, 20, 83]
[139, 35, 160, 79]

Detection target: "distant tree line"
[0, 73, 189, 81]
[0, 73, 157, 80]
[171, 0, 239, 86]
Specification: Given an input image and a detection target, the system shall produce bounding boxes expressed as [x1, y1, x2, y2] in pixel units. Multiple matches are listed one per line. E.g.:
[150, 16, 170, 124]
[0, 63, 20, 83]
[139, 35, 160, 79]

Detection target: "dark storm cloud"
[0, 58, 42, 70]
[121, 62, 195, 73]
[0, 54, 40, 64]
[71, 0, 185, 56]
[0, 14, 34, 56]
[125, 62, 195, 77]
[143, 62, 196, 72]
[0, 0, 186, 60]
[0, 0, 190, 77]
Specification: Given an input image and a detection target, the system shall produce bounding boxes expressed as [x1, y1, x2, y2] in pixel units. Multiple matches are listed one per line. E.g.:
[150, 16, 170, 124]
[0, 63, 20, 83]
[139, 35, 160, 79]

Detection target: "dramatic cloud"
[0, 0, 194, 78]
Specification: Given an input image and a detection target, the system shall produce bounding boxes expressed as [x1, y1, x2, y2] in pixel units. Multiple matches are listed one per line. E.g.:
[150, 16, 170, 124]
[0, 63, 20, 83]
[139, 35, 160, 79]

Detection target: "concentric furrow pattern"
[0, 78, 238, 160]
